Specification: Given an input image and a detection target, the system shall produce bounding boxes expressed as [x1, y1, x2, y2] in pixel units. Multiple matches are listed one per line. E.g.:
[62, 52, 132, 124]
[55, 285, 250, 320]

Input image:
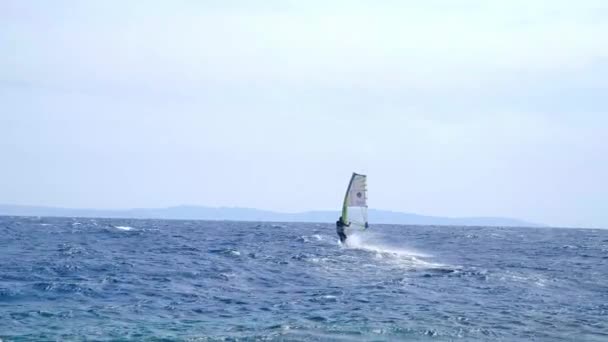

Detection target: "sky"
[1, 0, 607, 228]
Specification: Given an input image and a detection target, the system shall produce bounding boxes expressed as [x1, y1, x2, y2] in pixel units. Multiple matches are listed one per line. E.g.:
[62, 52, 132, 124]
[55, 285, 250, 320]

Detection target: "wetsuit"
[336, 218, 349, 243]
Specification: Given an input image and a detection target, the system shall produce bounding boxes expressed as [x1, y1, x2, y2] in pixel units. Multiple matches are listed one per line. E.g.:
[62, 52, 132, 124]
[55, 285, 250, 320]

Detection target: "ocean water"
[1, 216, 607, 341]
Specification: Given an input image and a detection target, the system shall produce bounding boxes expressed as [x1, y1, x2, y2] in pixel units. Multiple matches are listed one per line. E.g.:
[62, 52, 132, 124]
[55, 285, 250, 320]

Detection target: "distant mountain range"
[0, 204, 543, 227]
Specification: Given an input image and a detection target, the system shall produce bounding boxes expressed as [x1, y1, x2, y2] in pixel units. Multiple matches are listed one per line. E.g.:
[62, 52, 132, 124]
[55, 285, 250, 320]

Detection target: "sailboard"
[341, 172, 369, 231]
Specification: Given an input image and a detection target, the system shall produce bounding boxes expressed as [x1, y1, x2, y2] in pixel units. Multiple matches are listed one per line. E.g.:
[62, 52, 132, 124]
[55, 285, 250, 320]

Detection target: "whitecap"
[114, 226, 133, 231]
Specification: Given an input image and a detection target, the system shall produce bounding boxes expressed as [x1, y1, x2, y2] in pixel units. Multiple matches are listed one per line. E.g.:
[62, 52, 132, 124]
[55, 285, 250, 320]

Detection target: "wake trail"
[342, 231, 452, 270]
[344, 232, 429, 257]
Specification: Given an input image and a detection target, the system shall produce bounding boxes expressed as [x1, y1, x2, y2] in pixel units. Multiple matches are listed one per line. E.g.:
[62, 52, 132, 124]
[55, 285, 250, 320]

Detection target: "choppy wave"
[1, 217, 607, 341]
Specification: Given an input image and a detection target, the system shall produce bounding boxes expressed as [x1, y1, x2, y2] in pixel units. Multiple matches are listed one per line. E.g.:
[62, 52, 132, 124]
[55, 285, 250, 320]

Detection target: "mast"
[341, 172, 357, 224]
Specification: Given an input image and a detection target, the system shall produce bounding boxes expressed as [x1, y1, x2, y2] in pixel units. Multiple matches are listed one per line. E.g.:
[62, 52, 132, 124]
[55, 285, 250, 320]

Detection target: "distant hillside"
[0, 204, 543, 227]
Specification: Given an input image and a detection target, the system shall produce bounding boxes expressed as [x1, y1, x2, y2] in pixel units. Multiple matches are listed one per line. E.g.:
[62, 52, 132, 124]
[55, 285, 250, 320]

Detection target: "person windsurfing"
[336, 216, 349, 243]
[337, 172, 369, 244]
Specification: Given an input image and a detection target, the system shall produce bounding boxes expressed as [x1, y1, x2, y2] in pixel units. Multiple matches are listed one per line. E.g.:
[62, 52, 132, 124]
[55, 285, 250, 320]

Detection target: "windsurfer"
[336, 216, 349, 243]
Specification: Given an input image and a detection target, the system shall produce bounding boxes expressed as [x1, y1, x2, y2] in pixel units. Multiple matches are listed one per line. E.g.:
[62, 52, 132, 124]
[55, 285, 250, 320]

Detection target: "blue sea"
[1, 216, 607, 341]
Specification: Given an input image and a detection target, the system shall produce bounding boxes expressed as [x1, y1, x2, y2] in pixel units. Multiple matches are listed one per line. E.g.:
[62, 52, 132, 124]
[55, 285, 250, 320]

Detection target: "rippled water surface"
[1, 216, 607, 341]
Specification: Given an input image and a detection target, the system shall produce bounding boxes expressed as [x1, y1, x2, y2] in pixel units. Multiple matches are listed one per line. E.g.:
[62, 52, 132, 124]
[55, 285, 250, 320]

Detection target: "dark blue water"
[1, 216, 607, 341]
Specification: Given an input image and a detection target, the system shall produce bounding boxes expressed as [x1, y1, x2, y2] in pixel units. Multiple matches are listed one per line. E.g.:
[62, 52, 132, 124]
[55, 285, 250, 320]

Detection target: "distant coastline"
[0, 204, 543, 227]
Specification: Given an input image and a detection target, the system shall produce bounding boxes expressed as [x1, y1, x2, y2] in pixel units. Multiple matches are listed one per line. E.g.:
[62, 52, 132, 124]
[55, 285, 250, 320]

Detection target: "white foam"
[301, 234, 328, 244]
[341, 232, 452, 269]
[500, 271, 548, 287]
[344, 232, 430, 258]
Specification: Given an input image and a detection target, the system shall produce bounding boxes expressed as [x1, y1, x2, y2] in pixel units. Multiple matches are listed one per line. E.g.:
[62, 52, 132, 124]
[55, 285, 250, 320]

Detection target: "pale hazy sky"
[1, 1, 607, 227]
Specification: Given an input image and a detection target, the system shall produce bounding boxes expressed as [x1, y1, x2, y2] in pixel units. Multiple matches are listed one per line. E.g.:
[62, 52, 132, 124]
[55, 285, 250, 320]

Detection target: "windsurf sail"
[341, 172, 368, 230]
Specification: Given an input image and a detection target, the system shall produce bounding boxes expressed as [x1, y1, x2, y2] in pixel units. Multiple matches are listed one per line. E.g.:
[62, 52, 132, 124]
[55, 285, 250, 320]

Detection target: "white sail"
[342, 173, 368, 229]
[346, 174, 367, 207]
